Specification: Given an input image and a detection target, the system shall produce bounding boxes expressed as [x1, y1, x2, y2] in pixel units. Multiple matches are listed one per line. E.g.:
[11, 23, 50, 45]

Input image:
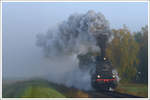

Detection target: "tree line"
[106, 25, 148, 83]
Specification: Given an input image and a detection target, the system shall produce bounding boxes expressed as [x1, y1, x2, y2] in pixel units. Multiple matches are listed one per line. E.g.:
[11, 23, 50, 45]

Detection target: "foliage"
[106, 25, 139, 82]
[134, 26, 148, 83]
[116, 83, 148, 97]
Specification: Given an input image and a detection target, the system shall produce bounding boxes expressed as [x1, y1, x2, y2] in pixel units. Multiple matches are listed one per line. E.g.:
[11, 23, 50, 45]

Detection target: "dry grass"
[75, 90, 89, 98]
[116, 83, 148, 97]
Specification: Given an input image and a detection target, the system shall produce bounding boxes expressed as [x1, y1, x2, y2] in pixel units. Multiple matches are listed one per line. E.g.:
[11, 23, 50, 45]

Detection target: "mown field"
[116, 83, 148, 97]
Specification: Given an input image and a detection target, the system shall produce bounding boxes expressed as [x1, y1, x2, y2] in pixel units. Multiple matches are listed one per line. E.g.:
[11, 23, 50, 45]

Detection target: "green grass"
[3, 79, 65, 98]
[22, 85, 65, 98]
[3, 79, 89, 98]
[116, 83, 148, 97]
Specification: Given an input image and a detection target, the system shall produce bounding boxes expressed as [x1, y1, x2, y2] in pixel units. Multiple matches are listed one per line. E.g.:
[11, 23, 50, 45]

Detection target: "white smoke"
[36, 10, 110, 90]
[112, 69, 120, 82]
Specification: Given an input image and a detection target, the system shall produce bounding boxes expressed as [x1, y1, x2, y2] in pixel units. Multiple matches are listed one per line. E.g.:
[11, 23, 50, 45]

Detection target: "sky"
[2, 2, 148, 79]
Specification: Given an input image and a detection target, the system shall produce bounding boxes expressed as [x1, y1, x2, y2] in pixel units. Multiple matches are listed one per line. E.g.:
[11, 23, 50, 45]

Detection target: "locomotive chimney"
[96, 34, 108, 60]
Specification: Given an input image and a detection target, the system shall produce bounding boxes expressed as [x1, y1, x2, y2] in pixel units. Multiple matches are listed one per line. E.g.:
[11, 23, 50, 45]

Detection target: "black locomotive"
[91, 56, 118, 91]
[78, 34, 118, 91]
[92, 34, 118, 91]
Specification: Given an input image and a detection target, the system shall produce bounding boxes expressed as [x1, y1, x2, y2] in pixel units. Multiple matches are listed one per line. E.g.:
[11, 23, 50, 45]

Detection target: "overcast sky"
[2, 2, 148, 79]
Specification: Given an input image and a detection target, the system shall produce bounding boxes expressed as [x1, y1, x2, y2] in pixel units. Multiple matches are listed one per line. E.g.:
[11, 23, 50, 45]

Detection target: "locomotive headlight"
[112, 75, 116, 78]
[97, 75, 101, 78]
[104, 57, 106, 60]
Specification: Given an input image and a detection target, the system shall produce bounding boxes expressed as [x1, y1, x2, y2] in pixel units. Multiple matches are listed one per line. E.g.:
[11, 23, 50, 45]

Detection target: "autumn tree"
[106, 26, 139, 82]
[134, 25, 148, 83]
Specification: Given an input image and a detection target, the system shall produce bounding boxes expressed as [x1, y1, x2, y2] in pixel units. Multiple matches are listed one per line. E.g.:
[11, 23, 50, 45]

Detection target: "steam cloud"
[36, 10, 111, 90]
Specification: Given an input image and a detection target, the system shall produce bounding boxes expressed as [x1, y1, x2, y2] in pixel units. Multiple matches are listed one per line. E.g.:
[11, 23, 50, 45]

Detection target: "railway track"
[86, 90, 143, 98]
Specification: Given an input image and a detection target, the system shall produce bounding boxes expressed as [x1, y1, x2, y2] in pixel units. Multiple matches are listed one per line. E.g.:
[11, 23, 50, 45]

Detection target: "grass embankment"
[116, 83, 148, 97]
[22, 85, 65, 98]
[3, 79, 65, 98]
[3, 79, 89, 98]
[49, 83, 89, 98]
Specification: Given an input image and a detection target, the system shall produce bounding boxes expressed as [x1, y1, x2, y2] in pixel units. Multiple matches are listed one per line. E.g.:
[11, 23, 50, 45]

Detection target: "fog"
[2, 2, 148, 88]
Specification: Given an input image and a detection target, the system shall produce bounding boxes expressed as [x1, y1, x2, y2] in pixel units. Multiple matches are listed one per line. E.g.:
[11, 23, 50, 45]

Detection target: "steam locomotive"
[91, 56, 118, 91]
[78, 34, 118, 91]
[78, 54, 118, 91]
[91, 34, 118, 91]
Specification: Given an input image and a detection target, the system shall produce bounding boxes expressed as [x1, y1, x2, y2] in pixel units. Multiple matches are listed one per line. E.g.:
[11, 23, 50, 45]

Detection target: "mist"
[3, 2, 148, 90]
[35, 10, 113, 90]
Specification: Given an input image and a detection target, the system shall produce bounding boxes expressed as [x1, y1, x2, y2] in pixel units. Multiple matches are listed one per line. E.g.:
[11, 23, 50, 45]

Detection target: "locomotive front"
[91, 57, 118, 91]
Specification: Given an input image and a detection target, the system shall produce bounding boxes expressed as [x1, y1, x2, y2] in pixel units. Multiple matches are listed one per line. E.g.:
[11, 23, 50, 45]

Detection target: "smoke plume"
[36, 10, 111, 90]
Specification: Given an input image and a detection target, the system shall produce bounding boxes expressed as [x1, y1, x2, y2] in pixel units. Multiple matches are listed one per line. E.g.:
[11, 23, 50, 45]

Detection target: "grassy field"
[49, 83, 89, 98]
[3, 79, 65, 98]
[3, 79, 89, 98]
[3, 79, 148, 98]
[22, 85, 65, 98]
[116, 83, 148, 97]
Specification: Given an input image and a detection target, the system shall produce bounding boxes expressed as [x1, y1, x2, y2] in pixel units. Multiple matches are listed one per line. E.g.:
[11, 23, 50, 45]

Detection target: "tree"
[134, 26, 148, 83]
[106, 26, 139, 82]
